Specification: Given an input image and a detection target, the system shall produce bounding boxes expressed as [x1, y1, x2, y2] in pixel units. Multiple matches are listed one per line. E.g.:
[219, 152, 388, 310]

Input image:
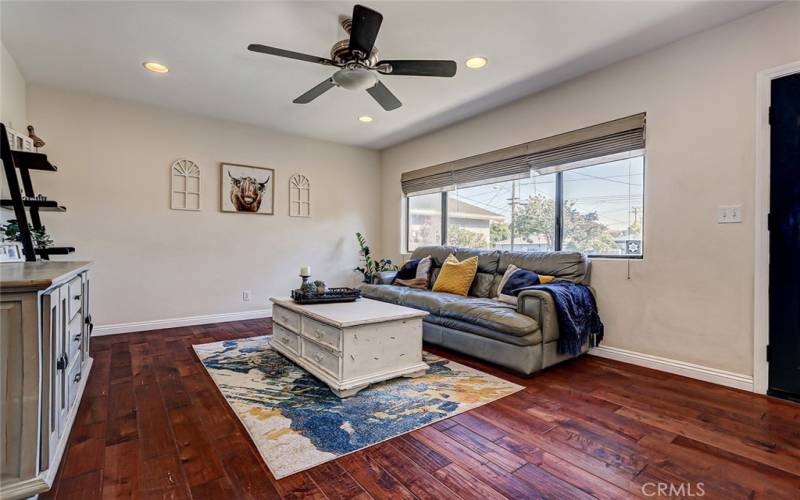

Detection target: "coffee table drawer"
[302, 317, 341, 351]
[272, 323, 300, 354]
[302, 339, 340, 377]
[273, 305, 300, 332]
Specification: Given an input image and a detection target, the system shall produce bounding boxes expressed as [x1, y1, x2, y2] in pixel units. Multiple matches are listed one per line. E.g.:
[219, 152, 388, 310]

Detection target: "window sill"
[588, 255, 644, 260]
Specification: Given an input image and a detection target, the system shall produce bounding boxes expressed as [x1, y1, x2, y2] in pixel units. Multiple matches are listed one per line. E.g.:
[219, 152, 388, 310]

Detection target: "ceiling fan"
[247, 4, 457, 111]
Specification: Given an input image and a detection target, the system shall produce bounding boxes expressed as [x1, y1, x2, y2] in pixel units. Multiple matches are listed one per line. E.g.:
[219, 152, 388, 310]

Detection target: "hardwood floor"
[42, 319, 800, 499]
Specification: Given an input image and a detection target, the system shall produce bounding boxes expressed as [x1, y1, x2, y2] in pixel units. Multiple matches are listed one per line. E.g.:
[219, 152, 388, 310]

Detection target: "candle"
[300, 265, 311, 277]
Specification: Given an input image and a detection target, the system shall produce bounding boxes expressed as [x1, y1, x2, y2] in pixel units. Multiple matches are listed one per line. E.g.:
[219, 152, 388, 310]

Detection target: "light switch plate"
[718, 205, 742, 224]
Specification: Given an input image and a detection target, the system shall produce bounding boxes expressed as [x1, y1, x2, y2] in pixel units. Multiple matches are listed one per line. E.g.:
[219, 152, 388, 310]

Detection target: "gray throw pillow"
[415, 255, 432, 286]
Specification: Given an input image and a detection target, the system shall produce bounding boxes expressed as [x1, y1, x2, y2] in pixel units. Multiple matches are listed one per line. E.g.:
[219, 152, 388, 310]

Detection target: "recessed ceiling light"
[358, 115, 373, 123]
[143, 61, 169, 73]
[465, 57, 488, 69]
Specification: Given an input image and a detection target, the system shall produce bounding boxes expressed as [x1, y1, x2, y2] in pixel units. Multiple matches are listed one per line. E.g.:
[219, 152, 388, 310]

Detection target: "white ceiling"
[2, 1, 771, 149]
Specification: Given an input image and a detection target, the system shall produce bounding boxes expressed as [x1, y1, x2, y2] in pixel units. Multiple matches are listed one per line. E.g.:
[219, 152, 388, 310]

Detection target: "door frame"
[753, 61, 800, 395]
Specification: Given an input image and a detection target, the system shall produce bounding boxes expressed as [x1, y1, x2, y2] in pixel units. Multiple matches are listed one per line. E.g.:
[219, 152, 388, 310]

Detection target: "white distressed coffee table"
[269, 297, 429, 397]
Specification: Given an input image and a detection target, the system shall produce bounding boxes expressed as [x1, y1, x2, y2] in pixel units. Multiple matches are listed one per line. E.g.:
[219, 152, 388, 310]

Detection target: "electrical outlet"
[242, 290, 251, 302]
[717, 205, 742, 224]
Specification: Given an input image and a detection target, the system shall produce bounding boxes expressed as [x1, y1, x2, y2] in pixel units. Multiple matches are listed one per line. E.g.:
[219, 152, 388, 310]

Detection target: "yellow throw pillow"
[432, 254, 479, 296]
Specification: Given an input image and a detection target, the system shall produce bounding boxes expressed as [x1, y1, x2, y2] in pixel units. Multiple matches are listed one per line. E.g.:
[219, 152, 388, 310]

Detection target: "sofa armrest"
[517, 289, 560, 343]
[371, 271, 398, 285]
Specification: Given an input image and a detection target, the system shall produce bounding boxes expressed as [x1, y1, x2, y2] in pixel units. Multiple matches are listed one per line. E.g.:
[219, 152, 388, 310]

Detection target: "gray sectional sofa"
[359, 245, 597, 375]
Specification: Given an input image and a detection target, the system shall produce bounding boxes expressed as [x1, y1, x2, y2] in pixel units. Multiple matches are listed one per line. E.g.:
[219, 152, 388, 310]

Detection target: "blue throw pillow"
[501, 268, 543, 296]
[393, 259, 420, 282]
[496, 265, 556, 305]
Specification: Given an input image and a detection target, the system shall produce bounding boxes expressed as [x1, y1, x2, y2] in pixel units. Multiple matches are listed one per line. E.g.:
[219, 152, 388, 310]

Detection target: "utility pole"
[508, 180, 519, 251]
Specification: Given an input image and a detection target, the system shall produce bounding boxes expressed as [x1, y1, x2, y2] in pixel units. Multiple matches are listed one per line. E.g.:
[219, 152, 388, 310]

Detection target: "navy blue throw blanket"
[513, 281, 604, 356]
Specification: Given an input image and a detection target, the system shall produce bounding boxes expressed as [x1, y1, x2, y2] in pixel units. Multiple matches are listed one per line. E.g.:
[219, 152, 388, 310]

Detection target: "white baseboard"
[92, 308, 272, 336]
[589, 345, 754, 392]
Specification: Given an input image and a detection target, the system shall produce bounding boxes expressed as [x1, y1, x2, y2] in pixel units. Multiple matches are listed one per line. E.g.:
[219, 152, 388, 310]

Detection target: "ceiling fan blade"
[293, 78, 337, 104]
[248, 44, 335, 66]
[366, 81, 401, 111]
[348, 5, 383, 59]
[378, 60, 457, 77]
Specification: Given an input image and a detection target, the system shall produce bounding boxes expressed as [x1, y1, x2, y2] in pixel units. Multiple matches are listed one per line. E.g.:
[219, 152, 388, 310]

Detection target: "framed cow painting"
[220, 163, 275, 215]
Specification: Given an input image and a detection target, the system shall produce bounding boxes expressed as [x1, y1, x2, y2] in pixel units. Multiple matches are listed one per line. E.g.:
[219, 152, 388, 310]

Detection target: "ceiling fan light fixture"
[332, 67, 378, 91]
[143, 61, 169, 73]
[358, 115, 373, 123]
[465, 56, 487, 69]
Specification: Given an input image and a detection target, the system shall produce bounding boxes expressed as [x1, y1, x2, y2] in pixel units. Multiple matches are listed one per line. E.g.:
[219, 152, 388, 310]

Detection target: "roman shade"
[401, 113, 645, 195]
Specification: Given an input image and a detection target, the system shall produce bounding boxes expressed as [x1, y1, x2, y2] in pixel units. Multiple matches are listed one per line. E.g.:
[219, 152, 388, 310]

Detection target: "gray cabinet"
[0, 262, 93, 499]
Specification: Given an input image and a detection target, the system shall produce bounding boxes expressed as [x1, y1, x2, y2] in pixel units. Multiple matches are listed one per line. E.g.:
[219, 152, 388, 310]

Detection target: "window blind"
[401, 113, 645, 195]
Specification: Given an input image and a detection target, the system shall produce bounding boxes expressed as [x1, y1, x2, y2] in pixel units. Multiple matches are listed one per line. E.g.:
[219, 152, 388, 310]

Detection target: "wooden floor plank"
[337, 452, 417, 500]
[41, 318, 800, 500]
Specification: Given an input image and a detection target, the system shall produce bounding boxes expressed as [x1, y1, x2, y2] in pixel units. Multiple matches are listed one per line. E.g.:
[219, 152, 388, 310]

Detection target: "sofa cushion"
[360, 285, 538, 338]
[469, 272, 495, 298]
[437, 298, 537, 337]
[359, 284, 410, 304]
[411, 246, 501, 274]
[423, 315, 542, 346]
[498, 250, 589, 285]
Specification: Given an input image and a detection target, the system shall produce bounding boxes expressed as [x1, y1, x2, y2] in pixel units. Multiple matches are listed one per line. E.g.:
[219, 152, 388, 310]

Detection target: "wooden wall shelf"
[11, 151, 57, 171]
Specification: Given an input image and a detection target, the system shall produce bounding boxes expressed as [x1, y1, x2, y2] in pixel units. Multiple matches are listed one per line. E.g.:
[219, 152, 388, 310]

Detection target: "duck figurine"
[27, 125, 45, 149]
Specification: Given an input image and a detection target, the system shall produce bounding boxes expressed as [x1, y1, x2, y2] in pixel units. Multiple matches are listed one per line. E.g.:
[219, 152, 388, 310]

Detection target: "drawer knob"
[314, 329, 324, 338]
[73, 294, 81, 301]
[56, 354, 68, 371]
[280, 336, 289, 344]
[73, 334, 81, 343]
[280, 315, 289, 323]
[313, 352, 324, 362]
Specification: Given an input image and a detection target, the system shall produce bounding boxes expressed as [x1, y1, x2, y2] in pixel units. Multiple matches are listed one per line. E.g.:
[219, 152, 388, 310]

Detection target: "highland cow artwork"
[220, 163, 275, 215]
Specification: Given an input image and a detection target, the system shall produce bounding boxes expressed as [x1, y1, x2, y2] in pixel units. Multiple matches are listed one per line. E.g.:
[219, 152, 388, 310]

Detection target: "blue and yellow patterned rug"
[194, 335, 523, 479]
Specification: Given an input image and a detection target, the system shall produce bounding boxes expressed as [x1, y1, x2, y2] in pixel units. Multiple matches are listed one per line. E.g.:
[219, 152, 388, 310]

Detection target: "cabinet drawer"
[67, 277, 82, 320]
[272, 323, 300, 354]
[272, 305, 300, 333]
[302, 317, 342, 351]
[302, 338, 340, 377]
[67, 313, 83, 362]
[66, 359, 83, 412]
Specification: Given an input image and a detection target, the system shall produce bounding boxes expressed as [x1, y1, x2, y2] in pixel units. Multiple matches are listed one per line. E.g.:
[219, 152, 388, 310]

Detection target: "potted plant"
[354, 232, 398, 283]
[1, 219, 53, 248]
[314, 280, 326, 294]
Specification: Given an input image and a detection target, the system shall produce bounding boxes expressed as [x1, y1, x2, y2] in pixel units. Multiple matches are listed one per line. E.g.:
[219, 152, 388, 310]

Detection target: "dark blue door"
[769, 73, 800, 401]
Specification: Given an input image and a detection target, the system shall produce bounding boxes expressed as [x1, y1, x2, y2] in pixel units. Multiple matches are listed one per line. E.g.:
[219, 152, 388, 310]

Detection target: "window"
[407, 192, 442, 251]
[405, 155, 644, 257]
[562, 156, 644, 256]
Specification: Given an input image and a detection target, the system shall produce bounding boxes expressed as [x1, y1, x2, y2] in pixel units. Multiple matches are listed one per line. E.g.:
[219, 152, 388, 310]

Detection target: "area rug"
[193, 335, 523, 479]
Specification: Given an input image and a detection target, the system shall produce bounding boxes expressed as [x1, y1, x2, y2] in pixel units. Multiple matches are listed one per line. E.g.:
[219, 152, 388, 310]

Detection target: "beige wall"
[0, 42, 26, 130]
[24, 85, 381, 326]
[380, 3, 800, 376]
[1, 42, 27, 202]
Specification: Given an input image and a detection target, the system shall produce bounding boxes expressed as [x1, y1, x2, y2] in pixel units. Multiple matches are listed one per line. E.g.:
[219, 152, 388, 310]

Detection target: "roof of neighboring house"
[411, 195, 505, 222]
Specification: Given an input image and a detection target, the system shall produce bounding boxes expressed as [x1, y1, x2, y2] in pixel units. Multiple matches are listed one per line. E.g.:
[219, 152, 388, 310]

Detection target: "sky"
[449, 156, 644, 232]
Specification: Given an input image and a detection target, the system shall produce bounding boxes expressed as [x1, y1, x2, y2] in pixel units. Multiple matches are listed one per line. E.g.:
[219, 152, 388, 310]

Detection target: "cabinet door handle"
[73, 334, 81, 343]
[56, 354, 68, 371]
[74, 373, 82, 383]
[73, 294, 81, 301]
